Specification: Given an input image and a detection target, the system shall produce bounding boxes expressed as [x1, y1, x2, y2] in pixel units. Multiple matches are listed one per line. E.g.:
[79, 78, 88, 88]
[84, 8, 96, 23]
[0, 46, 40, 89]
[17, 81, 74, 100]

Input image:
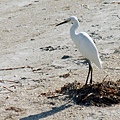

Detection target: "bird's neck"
[70, 23, 79, 45]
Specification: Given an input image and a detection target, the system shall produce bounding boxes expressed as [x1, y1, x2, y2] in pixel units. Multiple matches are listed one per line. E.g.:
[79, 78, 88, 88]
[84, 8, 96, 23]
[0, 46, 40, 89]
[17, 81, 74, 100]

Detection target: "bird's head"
[56, 16, 80, 26]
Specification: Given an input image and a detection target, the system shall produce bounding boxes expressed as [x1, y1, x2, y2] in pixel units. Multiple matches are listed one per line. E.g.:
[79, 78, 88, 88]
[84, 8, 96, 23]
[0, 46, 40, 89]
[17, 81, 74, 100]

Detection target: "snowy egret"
[56, 16, 102, 85]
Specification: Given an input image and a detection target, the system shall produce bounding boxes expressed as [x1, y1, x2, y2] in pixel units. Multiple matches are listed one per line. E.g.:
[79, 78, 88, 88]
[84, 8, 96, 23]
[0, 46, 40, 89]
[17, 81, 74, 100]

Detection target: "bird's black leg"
[85, 60, 91, 85]
[89, 63, 93, 84]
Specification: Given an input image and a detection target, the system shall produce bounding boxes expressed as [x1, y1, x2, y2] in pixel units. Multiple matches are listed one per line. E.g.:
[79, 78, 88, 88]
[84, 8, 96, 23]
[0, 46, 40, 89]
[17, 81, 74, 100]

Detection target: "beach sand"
[0, 0, 120, 119]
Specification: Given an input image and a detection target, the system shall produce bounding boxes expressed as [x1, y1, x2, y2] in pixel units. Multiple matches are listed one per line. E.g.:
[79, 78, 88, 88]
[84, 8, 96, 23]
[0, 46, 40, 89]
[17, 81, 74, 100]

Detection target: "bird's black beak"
[56, 20, 69, 26]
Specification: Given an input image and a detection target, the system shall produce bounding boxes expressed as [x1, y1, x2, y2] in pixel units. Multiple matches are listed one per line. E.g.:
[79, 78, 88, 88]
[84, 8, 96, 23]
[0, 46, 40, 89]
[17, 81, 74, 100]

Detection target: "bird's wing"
[77, 32, 102, 69]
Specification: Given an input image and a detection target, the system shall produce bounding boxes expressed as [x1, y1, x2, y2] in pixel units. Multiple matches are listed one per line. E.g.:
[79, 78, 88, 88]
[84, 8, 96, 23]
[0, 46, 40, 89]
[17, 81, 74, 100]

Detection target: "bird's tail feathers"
[96, 58, 102, 69]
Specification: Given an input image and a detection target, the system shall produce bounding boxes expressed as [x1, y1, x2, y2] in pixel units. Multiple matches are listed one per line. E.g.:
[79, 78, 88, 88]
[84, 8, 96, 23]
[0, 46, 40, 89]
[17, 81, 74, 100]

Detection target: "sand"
[0, 0, 120, 119]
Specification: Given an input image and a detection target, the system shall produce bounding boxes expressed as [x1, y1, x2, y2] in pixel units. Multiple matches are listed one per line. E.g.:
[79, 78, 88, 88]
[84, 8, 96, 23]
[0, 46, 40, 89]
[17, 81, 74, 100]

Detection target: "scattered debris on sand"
[41, 80, 120, 107]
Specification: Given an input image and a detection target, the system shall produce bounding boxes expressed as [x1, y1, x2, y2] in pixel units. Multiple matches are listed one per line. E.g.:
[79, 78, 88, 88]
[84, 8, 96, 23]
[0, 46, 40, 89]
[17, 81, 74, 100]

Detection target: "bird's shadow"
[20, 102, 72, 120]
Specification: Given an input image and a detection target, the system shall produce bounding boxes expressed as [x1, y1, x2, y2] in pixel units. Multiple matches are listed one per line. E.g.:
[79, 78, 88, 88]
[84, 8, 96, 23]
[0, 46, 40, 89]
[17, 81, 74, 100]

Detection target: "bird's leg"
[89, 64, 93, 84]
[85, 60, 91, 85]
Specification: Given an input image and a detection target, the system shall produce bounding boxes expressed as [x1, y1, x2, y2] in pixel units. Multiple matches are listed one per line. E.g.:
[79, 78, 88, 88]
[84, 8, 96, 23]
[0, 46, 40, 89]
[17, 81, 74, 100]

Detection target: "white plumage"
[56, 16, 102, 84]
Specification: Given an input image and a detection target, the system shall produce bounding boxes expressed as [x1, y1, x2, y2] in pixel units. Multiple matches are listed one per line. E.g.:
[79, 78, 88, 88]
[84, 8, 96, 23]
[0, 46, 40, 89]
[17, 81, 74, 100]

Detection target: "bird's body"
[56, 16, 102, 84]
[71, 31, 102, 69]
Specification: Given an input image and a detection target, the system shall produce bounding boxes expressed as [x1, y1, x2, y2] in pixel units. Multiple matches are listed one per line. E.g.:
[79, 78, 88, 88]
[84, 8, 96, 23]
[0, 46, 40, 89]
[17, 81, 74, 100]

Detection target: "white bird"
[56, 16, 102, 85]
